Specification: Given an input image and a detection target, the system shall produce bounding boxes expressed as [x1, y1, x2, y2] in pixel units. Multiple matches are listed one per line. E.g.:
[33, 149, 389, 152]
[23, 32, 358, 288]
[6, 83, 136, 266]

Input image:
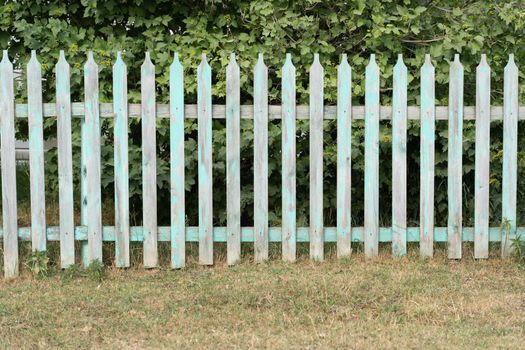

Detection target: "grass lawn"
[0, 245, 524, 349]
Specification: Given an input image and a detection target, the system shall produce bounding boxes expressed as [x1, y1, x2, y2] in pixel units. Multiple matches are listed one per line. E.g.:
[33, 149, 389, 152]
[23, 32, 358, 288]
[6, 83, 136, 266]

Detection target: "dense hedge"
[2, 0, 525, 227]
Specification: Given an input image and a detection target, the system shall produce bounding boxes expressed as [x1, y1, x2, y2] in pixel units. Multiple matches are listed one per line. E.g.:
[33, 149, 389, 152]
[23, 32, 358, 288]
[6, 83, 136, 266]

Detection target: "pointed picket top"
[310, 53, 323, 73]
[1, 50, 12, 68]
[57, 50, 69, 68]
[505, 54, 518, 73]
[477, 54, 490, 74]
[339, 53, 348, 66]
[114, 51, 125, 68]
[366, 54, 379, 73]
[199, 53, 210, 69]
[394, 54, 406, 69]
[228, 52, 238, 66]
[170, 52, 182, 70]
[141, 51, 154, 69]
[451, 53, 463, 70]
[256, 53, 265, 68]
[283, 53, 295, 69]
[29, 50, 40, 66]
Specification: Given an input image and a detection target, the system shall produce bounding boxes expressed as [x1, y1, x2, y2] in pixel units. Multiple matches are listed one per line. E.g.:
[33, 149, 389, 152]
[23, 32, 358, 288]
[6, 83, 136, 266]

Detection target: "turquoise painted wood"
[226, 53, 241, 265]
[198, 54, 213, 265]
[170, 53, 185, 269]
[56, 51, 75, 268]
[420, 54, 435, 258]
[336, 54, 352, 258]
[474, 55, 490, 259]
[281, 53, 297, 262]
[84, 52, 103, 263]
[253, 53, 269, 262]
[447, 55, 463, 259]
[364, 54, 380, 258]
[141, 52, 158, 268]
[309, 54, 324, 261]
[1, 51, 18, 278]
[392, 54, 407, 257]
[2, 225, 525, 244]
[502, 54, 518, 258]
[27, 51, 47, 253]
[80, 109, 89, 267]
[113, 52, 130, 267]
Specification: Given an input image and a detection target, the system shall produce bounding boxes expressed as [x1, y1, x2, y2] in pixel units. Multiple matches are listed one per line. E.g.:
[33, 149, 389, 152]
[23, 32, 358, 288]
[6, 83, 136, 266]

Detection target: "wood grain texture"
[27, 51, 46, 252]
[336, 54, 352, 258]
[474, 55, 490, 259]
[141, 53, 158, 268]
[502, 54, 518, 258]
[170, 53, 185, 269]
[281, 54, 296, 262]
[80, 100, 89, 267]
[198, 54, 213, 265]
[84, 52, 102, 263]
[1, 51, 18, 277]
[392, 54, 407, 257]
[447, 55, 463, 260]
[420, 54, 435, 258]
[11, 103, 525, 121]
[56, 51, 75, 267]
[364, 54, 379, 258]
[226, 53, 241, 265]
[253, 54, 269, 262]
[309, 54, 324, 261]
[113, 52, 130, 267]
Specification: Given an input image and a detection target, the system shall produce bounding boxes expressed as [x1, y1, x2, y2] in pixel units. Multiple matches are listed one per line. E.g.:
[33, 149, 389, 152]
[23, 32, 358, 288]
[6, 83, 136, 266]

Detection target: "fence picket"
[448, 55, 464, 259]
[1, 51, 18, 277]
[392, 54, 407, 257]
[198, 54, 213, 265]
[84, 52, 102, 263]
[56, 51, 75, 267]
[27, 51, 46, 252]
[502, 55, 518, 258]
[336, 54, 352, 258]
[420, 54, 435, 258]
[254, 54, 269, 262]
[282, 54, 296, 262]
[475, 55, 490, 259]
[113, 52, 130, 267]
[170, 53, 185, 268]
[141, 53, 158, 268]
[310, 54, 324, 261]
[364, 54, 380, 258]
[226, 53, 241, 265]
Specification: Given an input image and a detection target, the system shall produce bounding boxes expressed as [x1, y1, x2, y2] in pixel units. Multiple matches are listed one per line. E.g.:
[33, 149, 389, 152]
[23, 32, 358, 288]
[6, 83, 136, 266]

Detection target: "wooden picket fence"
[0, 49, 523, 278]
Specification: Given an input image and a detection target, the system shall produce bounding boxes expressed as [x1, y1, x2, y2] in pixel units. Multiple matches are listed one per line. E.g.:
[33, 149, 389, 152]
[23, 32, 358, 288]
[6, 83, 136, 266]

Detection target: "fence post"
[309, 54, 324, 261]
[420, 54, 435, 258]
[392, 54, 407, 257]
[170, 53, 185, 269]
[336, 54, 352, 258]
[447, 54, 464, 260]
[254, 53, 269, 262]
[84, 51, 103, 263]
[198, 54, 213, 265]
[28, 51, 46, 253]
[1, 50, 18, 278]
[113, 52, 130, 267]
[364, 54, 379, 258]
[56, 51, 75, 267]
[474, 55, 490, 259]
[282, 54, 296, 262]
[502, 54, 518, 258]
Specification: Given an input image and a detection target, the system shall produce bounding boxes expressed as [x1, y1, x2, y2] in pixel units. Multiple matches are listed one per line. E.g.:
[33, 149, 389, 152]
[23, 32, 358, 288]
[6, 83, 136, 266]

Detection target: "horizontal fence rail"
[0, 49, 523, 277]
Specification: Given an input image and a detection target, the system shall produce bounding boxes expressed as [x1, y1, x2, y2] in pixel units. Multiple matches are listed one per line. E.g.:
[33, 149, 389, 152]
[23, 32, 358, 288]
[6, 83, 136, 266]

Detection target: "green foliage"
[511, 235, 525, 265]
[85, 260, 107, 282]
[61, 263, 83, 282]
[25, 250, 51, 278]
[2, 0, 525, 227]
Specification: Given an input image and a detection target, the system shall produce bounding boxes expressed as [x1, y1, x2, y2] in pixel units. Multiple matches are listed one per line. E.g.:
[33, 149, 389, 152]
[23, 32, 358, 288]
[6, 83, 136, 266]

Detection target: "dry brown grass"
[0, 245, 524, 349]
